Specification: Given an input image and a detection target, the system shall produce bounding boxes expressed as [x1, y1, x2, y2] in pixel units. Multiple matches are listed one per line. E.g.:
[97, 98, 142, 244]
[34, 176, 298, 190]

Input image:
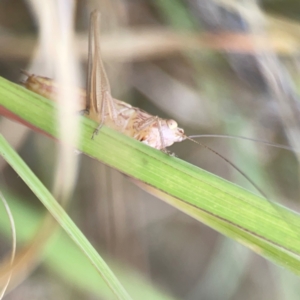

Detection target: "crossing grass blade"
[1, 76, 300, 276]
[0, 135, 133, 300]
[0, 188, 178, 300]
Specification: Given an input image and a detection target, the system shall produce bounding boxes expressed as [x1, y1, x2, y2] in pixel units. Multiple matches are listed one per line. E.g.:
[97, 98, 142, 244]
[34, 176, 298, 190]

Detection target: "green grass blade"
[1, 77, 300, 275]
[0, 134, 132, 300]
[0, 190, 178, 300]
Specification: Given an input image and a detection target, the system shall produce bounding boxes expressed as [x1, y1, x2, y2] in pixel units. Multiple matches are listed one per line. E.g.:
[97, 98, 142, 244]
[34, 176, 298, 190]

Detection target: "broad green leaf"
[1, 76, 300, 276]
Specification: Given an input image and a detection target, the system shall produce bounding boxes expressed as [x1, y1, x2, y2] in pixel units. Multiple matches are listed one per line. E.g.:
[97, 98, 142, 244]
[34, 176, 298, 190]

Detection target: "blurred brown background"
[1, 0, 300, 299]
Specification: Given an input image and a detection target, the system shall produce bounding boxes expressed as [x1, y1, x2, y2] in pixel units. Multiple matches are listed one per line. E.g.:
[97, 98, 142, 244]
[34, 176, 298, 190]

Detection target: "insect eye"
[167, 119, 178, 129]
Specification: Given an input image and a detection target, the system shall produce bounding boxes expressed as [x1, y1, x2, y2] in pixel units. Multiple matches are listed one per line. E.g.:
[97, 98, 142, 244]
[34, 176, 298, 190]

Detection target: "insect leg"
[92, 92, 119, 139]
[87, 10, 120, 139]
[136, 116, 169, 153]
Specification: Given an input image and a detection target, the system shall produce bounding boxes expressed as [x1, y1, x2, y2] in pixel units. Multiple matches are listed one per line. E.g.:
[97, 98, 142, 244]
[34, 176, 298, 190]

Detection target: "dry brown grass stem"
[1, 14, 300, 62]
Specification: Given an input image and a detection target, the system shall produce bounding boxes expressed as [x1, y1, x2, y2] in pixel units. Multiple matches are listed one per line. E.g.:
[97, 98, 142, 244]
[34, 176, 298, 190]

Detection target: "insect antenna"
[185, 135, 268, 199]
[187, 134, 300, 248]
[189, 134, 297, 152]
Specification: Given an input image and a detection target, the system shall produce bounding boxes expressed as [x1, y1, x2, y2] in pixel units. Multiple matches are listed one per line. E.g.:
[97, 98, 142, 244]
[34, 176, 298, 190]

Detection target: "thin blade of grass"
[0, 190, 178, 300]
[1, 77, 300, 275]
[0, 191, 16, 299]
[0, 134, 132, 299]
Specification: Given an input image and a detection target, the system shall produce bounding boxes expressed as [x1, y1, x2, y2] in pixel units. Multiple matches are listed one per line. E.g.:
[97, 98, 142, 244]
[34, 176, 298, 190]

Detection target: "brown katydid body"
[20, 9, 289, 197]
[20, 11, 300, 258]
[22, 10, 186, 151]
[21, 9, 293, 207]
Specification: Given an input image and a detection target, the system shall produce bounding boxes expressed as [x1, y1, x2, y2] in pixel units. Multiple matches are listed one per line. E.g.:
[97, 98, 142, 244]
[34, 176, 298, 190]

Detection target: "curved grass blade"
[0, 134, 132, 300]
[0, 190, 178, 300]
[1, 77, 300, 275]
